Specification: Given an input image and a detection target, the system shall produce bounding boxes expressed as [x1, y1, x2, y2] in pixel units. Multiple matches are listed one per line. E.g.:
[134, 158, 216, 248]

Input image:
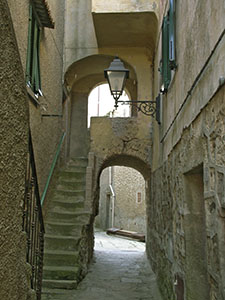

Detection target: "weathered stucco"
[7, 0, 65, 195]
[0, 1, 31, 299]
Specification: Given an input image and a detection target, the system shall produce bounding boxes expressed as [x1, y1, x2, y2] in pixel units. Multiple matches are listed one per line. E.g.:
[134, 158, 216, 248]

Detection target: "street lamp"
[104, 57, 161, 123]
[104, 56, 129, 108]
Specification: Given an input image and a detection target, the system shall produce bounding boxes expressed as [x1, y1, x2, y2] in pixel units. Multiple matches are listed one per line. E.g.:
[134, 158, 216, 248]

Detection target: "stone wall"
[96, 166, 146, 233]
[0, 1, 31, 299]
[149, 87, 225, 299]
[149, 0, 225, 298]
[113, 166, 146, 233]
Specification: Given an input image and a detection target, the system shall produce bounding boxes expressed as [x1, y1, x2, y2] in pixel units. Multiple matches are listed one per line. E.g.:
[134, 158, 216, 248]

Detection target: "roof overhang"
[31, 0, 54, 28]
[92, 12, 157, 51]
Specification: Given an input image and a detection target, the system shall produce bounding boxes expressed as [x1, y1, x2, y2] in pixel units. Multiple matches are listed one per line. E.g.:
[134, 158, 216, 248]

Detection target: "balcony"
[92, 0, 158, 51]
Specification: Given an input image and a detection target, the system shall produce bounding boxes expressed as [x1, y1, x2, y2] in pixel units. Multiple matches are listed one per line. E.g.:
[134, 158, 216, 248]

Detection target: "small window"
[26, 5, 42, 96]
[136, 192, 142, 204]
[160, 0, 176, 93]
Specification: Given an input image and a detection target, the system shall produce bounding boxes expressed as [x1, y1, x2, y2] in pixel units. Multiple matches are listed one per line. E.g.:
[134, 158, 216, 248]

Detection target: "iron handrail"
[23, 131, 45, 300]
[40, 132, 66, 206]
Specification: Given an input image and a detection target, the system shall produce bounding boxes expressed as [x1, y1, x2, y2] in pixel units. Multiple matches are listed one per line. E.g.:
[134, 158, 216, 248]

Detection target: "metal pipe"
[40, 132, 66, 206]
[109, 167, 115, 228]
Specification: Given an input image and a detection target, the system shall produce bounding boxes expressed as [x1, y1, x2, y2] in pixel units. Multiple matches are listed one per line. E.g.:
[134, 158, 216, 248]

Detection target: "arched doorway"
[88, 83, 130, 128]
[96, 166, 146, 235]
[64, 54, 137, 159]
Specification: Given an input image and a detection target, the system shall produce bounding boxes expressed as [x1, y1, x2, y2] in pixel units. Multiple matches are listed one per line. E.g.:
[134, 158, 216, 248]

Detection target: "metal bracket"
[115, 94, 161, 124]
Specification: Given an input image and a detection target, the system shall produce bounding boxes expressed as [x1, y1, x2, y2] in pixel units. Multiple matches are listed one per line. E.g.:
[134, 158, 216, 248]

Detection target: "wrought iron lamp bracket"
[116, 100, 157, 117]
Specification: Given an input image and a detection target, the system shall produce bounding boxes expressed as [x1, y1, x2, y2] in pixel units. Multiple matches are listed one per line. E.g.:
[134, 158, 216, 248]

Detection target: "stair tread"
[51, 198, 84, 204]
[45, 220, 84, 226]
[42, 279, 78, 287]
[43, 265, 79, 271]
[50, 209, 90, 214]
[59, 170, 86, 177]
[42, 279, 77, 284]
[42, 287, 78, 294]
[44, 249, 79, 256]
[56, 188, 85, 192]
[45, 234, 81, 240]
[58, 178, 86, 182]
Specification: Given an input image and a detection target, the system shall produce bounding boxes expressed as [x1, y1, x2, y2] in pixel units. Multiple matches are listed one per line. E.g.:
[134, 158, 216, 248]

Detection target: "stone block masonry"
[148, 86, 225, 299]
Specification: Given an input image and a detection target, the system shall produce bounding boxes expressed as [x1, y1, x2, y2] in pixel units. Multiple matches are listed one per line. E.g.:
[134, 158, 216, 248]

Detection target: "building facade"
[1, 0, 225, 299]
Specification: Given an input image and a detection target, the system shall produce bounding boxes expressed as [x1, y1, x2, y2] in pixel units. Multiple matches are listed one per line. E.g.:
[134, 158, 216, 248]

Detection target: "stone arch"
[98, 154, 151, 182]
[64, 54, 138, 158]
[87, 115, 152, 219]
[95, 154, 149, 232]
[88, 151, 151, 239]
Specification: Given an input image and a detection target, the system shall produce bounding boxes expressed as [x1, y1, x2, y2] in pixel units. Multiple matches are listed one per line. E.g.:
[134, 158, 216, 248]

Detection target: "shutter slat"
[169, 0, 176, 69]
[162, 16, 171, 92]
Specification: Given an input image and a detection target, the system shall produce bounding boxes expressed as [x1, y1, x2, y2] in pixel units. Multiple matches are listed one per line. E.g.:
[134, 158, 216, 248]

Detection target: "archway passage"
[64, 54, 137, 158]
[96, 166, 147, 234]
[88, 83, 130, 128]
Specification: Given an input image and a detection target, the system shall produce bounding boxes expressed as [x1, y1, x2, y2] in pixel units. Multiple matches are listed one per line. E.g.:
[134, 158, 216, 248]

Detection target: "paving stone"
[42, 231, 163, 300]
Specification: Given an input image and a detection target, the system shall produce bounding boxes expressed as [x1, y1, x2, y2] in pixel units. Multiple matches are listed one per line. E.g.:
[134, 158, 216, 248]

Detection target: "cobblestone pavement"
[42, 230, 163, 300]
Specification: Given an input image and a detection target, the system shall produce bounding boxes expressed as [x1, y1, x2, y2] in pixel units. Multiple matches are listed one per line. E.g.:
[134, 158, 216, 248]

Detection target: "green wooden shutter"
[26, 5, 41, 95]
[31, 19, 38, 93]
[34, 25, 41, 93]
[26, 5, 33, 85]
[162, 16, 171, 92]
[169, 0, 176, 69]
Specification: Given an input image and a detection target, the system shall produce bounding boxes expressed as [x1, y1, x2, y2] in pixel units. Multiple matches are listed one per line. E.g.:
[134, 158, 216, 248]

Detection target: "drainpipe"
[109, 167, 115, 228]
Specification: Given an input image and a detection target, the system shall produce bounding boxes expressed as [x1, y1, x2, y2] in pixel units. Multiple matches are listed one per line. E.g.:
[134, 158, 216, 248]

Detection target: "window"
[136, 192, 142, 204]
[26, 5, 42, 96]
[160, 0, 176, 93]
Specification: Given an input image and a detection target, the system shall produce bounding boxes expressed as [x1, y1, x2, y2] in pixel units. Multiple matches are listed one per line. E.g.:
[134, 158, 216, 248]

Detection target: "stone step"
[49, 198, 84, 211]
[44, 221, 83, 236]
[42, 279, 78, 290]
[54, 189, 85, 198]
[68, 157, 88, 167]
[59, 170, 86, 181]
[44, 234, 80, 251]
[47, 210, 90, 223]
[57, 179, 85, 190]
[51, 192, 85, 203]
[43, 250, 79, 267]
[43, 265, 80, 281]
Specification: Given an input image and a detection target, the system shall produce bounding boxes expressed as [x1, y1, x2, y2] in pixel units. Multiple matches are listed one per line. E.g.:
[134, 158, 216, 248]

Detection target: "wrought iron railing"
[23, 132, 45, 300]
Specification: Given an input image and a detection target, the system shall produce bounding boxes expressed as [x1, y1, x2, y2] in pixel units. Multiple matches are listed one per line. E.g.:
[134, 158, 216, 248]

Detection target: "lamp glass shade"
[104, 57, 129, 101]
[106, 71, 126, 93]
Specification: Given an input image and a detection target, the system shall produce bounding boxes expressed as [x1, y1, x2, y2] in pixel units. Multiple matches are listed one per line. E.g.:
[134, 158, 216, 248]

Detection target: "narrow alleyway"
[42, 230, 163, 300]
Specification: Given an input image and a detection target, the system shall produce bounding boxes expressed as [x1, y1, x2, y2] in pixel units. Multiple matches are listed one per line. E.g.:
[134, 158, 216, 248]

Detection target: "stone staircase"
[42, 157, 92, 290]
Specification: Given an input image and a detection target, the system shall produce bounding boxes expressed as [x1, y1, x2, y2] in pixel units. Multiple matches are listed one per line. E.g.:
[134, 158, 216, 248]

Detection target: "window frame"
[160, 0, 176, 94]
[26, 4, 42, 97]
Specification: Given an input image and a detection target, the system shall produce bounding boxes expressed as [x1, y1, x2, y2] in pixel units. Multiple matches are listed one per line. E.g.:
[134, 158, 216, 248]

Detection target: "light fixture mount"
[104, 57, 161, 122]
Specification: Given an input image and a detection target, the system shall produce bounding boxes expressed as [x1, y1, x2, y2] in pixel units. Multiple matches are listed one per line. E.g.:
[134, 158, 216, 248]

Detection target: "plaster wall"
[92, 0, 158, 13]
[64, 0, 156, 101]
[0, 2, 31, 299]
[7, 0, 65, 194]
[152, 0, 225, 167]
[149, 0, 225, 299]
[64, 0, 157, 163]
